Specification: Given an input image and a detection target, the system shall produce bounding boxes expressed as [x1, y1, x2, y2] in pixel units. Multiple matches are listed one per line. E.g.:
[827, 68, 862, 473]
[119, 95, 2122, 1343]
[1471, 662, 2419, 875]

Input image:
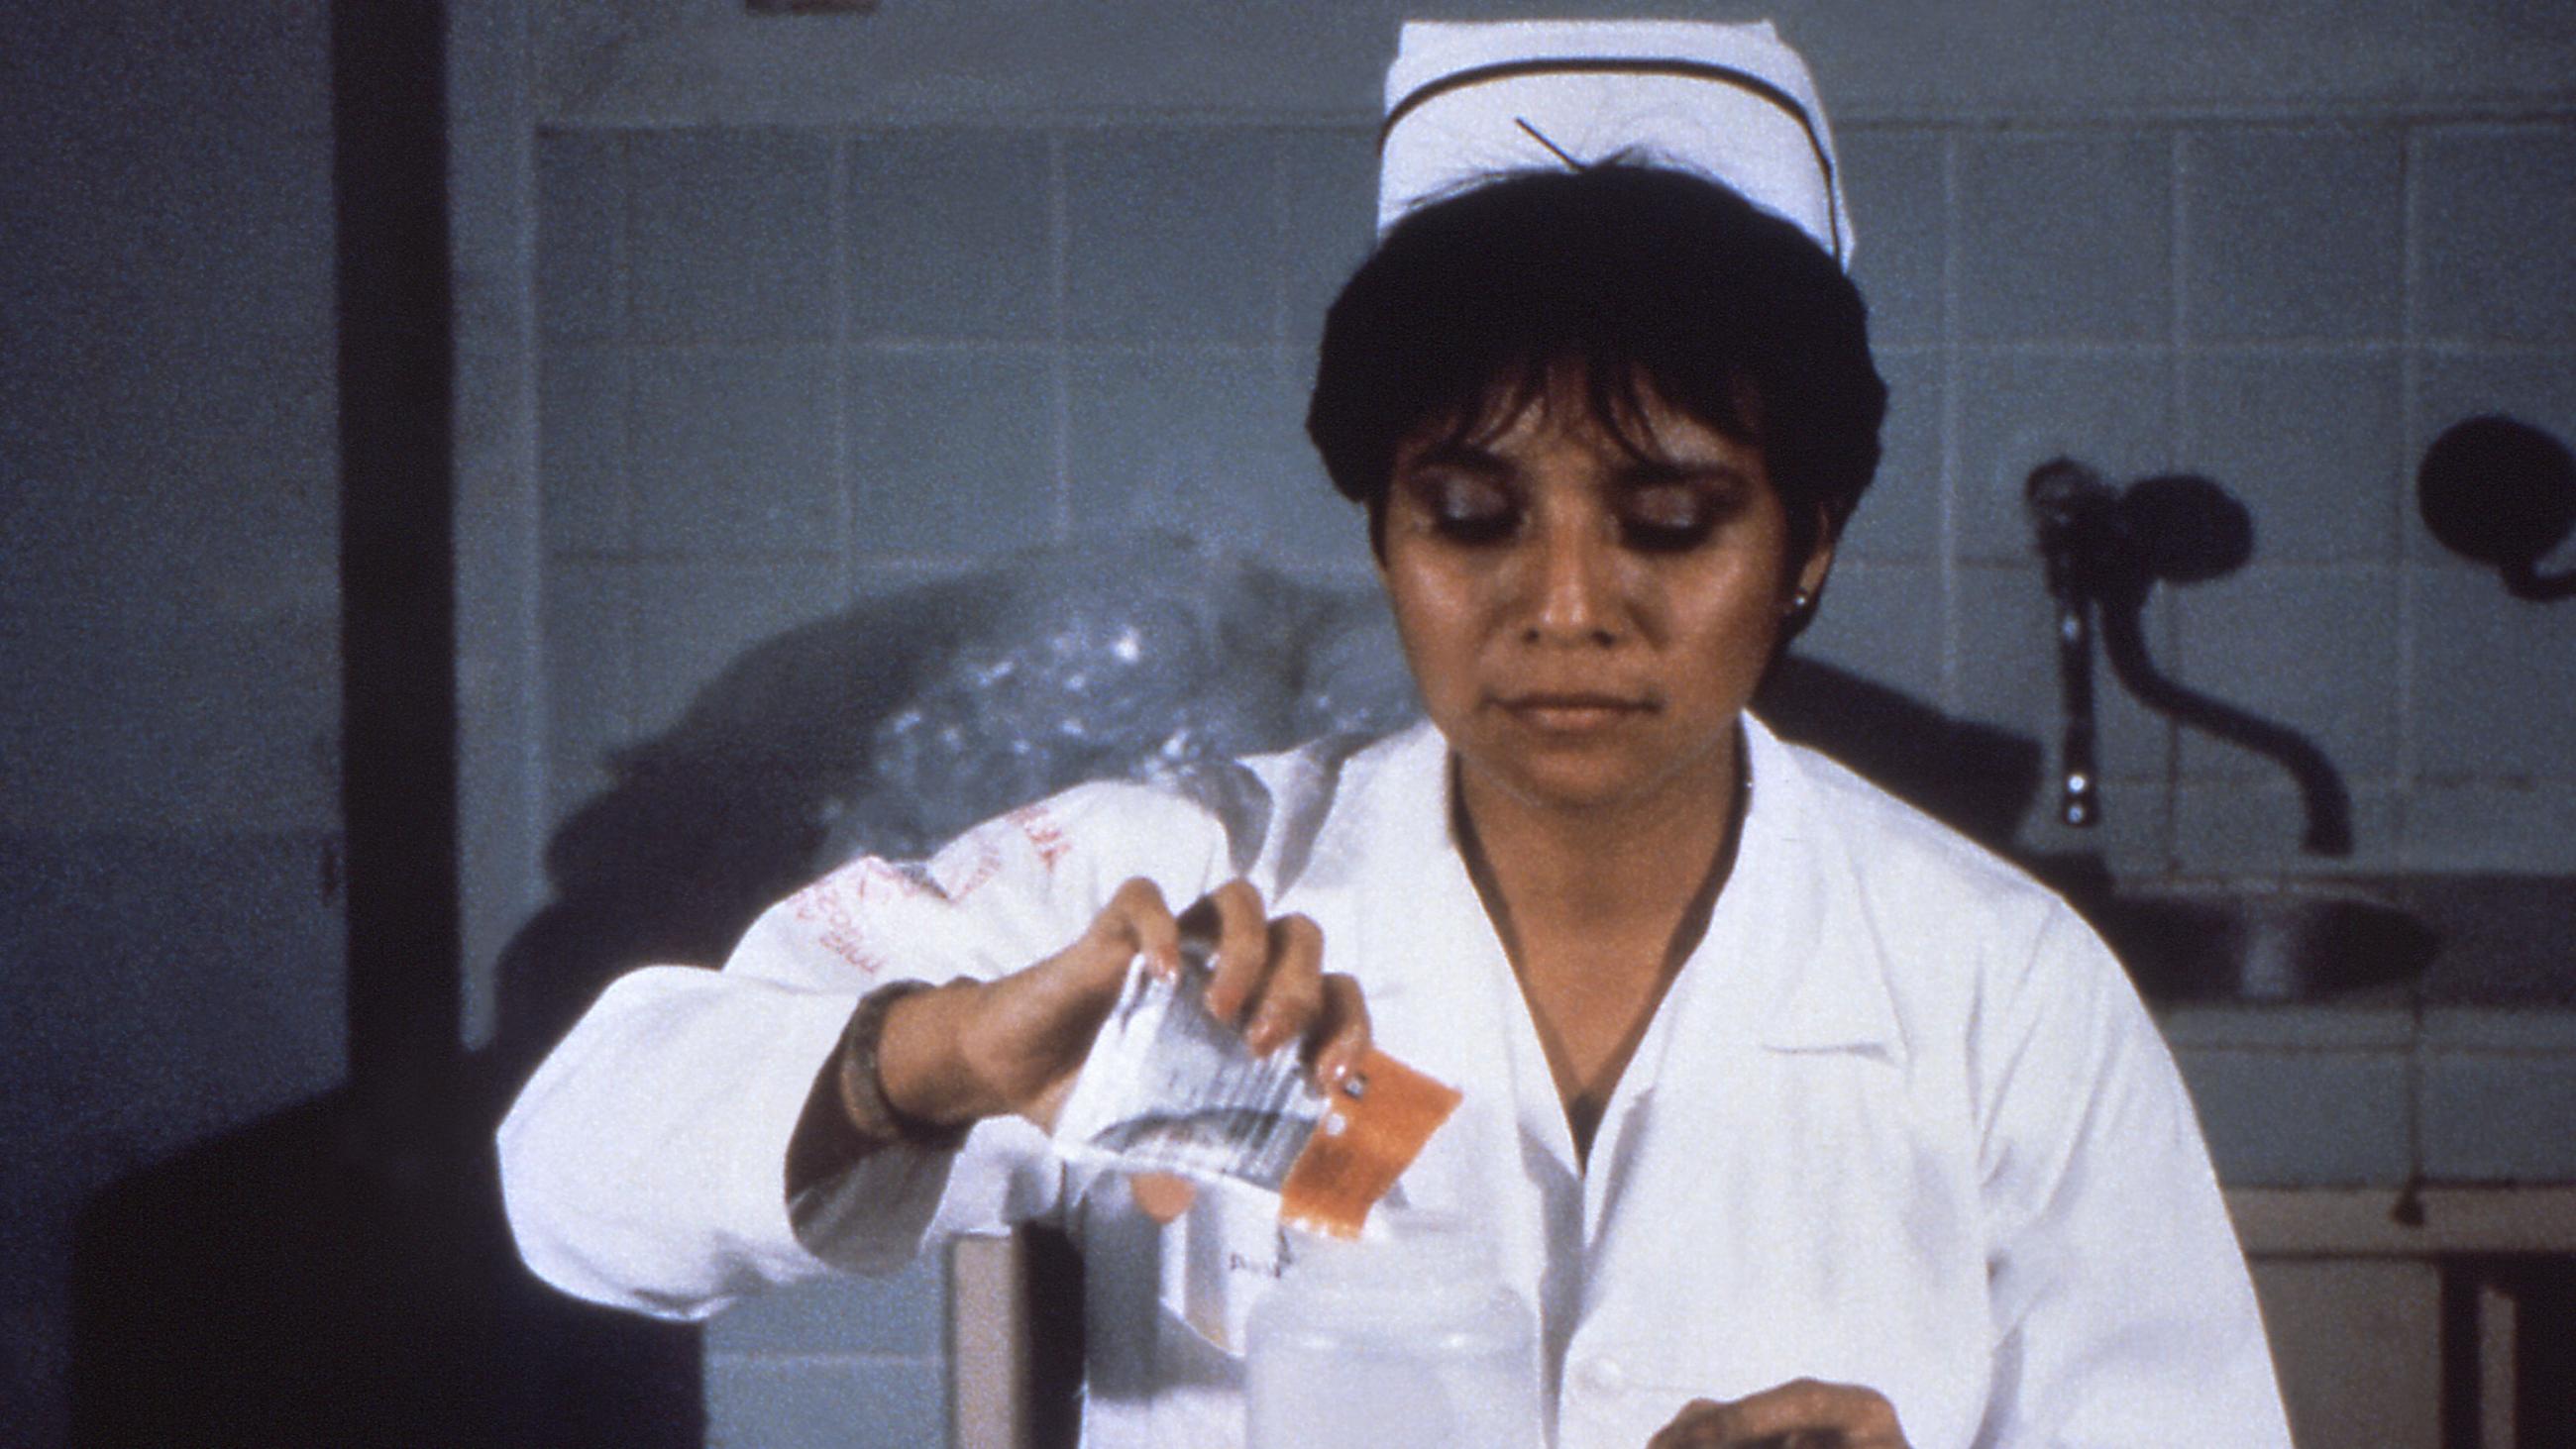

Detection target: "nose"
[1522, 516, 1625, 647]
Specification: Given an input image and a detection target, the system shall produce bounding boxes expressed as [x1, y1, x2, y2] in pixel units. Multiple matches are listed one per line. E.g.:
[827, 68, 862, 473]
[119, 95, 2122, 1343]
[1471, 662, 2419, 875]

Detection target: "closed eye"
[1401, 465, 1521, 547]
[1616, 478, 1735, 553]
[1434, 499, 1520, 546]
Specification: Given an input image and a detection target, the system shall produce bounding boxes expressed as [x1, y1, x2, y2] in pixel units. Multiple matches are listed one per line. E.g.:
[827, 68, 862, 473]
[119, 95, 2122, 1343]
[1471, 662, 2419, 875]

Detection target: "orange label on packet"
[1278, 1047, 1461, 1238]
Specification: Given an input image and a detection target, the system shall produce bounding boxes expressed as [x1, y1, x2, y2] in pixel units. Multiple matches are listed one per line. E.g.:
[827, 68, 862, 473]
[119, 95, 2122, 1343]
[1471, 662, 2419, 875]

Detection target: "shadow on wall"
[2417, 413, 2576, 602]
[496, 535, 2048, 1072]
[65, 540, 2040, 1449]
[1757, 662, 2040, 851]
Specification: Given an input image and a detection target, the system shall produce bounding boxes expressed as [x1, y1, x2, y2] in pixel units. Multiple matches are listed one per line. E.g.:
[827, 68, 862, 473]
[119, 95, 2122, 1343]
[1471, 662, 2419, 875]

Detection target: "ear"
[1792, 505, 1840, 604]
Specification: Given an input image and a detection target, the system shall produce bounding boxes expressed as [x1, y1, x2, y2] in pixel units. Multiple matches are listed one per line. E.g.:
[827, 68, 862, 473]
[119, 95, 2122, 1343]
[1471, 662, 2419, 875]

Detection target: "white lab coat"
[499, 717, 2292, 1448]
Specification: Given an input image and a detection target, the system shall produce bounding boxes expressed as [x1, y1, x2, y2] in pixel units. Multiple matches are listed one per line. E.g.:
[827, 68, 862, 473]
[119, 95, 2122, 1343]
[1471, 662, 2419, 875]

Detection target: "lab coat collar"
[1734, 714, 1909, 1067]
[1337, 715, 1908, 1068]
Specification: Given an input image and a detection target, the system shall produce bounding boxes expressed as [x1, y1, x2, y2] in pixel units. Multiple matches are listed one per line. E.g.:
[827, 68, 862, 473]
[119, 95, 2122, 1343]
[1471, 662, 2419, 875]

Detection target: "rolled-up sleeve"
[496, 781, 1227, 1320]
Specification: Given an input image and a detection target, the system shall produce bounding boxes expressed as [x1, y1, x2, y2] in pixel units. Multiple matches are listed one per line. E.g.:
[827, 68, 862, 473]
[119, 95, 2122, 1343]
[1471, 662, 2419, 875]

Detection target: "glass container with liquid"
[1243, 1215, 1542, 1449]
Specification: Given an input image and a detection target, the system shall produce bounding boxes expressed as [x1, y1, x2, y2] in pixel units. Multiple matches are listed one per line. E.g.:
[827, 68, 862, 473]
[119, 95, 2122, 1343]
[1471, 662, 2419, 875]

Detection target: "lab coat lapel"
[1740, 717, 1906, 1062]
[1578, 717, 1907, 1245]
[1323, 723, 1581, 1177]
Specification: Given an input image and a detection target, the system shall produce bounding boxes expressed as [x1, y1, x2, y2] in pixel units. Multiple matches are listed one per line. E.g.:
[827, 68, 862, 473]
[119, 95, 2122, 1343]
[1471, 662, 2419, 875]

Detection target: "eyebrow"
[1609, 458, 1753, 491]
[1397, 440, 1512, 477]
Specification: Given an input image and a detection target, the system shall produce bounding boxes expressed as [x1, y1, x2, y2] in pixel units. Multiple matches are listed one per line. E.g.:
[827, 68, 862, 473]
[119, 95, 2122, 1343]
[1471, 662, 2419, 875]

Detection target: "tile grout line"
[2394, 124, 2425, 870]
[576, 334, 2540, 360]
[610, 130, 638, 754]
[1270, 131, 1303, 459]
[1047, 133, 1074, 544]
[1937, 127, 1965, 720]
[708, 1346, 947, 1369]
[830, 129, 856, 601]
[1270, 134, 1292, 352]
[533, 102, 2576, 143]
[2162, 126, 2189, 869]
[512, 71, 552, 923]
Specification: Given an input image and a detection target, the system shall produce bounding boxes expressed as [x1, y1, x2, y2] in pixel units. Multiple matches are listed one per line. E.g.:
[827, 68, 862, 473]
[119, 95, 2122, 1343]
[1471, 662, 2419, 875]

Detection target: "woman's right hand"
[1645, 1381, 1910, 1448]
[874, 878, 1371, 1136]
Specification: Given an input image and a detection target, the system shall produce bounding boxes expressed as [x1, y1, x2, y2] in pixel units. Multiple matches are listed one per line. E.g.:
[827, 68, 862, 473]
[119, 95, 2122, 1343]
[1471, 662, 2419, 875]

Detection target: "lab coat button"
[1576, 1355, 1628, 1394]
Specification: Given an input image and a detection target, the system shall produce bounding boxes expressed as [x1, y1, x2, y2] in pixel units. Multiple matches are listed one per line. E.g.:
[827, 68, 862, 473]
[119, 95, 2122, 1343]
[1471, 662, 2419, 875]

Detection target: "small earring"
[1784, 590, 1812, 618]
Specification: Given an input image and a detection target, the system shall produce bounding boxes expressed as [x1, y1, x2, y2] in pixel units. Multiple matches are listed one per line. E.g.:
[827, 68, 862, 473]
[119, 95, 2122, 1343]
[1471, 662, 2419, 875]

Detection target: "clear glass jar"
[1244, 1215, 1543, 1449]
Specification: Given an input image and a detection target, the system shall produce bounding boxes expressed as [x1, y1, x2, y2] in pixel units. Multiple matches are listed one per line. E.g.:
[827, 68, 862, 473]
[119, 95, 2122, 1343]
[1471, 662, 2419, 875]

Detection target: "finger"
[1647, 1399, 1728, 1449]
[1194, 880, 1269, 1025]
[1128, 1172, 1196, 1224]
[1307, 971, 1372, 1089]
[1095, 877, 1180, 983]
[1242, 913, 1326, 1057]
[1690, 1380, 1905, 1446]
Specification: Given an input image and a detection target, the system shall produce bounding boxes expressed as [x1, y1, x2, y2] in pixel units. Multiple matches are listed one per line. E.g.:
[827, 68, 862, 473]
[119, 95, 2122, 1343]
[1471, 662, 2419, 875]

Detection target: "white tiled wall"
[535, 114, 2576, 885]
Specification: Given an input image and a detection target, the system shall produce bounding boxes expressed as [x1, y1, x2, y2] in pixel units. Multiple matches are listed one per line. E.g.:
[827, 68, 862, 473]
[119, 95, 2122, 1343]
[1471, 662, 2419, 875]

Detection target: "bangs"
[1397, 350, 1768, 475]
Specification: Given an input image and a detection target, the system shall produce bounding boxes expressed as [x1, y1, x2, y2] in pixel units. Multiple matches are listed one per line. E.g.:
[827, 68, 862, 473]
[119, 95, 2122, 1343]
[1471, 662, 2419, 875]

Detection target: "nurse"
[500, 21, 2292, 1448]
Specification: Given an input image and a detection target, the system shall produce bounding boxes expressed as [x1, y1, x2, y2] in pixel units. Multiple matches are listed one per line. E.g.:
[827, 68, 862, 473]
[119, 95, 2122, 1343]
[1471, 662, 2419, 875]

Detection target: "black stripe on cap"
[1378, 55, 1842, 259]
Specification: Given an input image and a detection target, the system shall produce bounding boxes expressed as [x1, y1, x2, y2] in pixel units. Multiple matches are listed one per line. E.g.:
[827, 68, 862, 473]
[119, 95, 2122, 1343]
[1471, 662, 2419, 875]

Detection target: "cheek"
[1664, 565, 1793, 686]
[1381, 563, 1489, 696]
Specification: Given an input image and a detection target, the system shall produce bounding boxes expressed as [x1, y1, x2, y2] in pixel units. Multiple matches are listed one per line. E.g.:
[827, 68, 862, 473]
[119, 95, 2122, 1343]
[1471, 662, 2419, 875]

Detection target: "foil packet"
[1050, 947, 1460, 1238]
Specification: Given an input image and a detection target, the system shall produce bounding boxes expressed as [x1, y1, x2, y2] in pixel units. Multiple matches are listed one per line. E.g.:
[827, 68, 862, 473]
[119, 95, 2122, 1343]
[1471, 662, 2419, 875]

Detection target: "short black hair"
[1305, 163, 1886, 566]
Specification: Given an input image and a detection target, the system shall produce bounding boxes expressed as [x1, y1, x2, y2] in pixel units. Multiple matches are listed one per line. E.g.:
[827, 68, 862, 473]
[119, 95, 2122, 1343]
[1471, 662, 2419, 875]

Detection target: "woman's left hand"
[1646, 1379, 1910, 1448]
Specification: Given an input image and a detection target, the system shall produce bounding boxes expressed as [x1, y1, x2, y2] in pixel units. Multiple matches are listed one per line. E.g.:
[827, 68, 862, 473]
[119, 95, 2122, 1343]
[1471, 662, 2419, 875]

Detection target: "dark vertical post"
[330, 13, 705, 1442]
[335, 0, 459, 1156]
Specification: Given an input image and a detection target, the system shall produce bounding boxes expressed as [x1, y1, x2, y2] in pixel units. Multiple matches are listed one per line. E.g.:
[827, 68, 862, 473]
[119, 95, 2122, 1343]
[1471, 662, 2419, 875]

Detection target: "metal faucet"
[2024, 460, 2117, 829]
[2021, 458, 2354, 857]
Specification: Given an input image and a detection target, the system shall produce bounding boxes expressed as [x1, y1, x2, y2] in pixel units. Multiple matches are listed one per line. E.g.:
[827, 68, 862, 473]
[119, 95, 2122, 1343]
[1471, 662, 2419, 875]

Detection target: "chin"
[1468, 747, 1674, 816]
[1456, 722, 1738, 819]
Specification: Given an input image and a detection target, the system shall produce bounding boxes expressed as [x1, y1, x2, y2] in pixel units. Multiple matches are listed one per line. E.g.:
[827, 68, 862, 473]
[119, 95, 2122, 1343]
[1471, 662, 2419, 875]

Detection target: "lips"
[1493, 691, 1657, 732]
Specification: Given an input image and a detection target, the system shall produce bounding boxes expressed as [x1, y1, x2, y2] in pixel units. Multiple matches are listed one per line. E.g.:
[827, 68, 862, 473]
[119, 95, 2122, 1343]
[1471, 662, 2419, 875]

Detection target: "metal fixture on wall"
[2024, 458, 2354, 857]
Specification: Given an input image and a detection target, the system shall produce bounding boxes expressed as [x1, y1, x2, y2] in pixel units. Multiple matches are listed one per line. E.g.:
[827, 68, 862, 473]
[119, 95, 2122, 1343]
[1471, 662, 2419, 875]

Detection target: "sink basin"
[2023, 862, 2570, 1006]
[2082, 879, 2438, 1003]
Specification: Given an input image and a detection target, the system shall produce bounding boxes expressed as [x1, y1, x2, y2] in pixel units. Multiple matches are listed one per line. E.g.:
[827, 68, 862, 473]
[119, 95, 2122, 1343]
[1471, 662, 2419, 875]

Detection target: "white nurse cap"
[1376, 19, 1854, 268]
